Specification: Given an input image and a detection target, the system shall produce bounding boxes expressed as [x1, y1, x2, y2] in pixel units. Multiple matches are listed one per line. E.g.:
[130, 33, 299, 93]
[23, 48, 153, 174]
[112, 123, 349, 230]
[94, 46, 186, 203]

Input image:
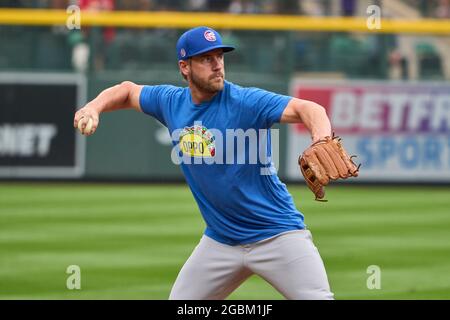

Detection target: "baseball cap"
[176, 26, 235, 61]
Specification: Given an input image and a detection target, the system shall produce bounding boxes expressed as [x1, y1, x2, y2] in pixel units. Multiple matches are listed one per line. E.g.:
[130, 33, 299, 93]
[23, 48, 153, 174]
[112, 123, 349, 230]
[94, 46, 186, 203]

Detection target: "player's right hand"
[74, 105, 100, 136]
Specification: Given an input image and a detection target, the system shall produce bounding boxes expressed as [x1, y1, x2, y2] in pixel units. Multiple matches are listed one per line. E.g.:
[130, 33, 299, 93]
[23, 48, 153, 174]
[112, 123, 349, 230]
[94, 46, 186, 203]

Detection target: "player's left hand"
[298, 133, 360, 201]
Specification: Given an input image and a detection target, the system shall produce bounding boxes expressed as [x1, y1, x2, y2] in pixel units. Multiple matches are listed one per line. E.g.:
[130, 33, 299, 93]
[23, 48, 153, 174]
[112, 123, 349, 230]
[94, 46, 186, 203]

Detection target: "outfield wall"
[1, 72, 449, 183]
[1, 10, 448, 182]
[0, 71, 289, 180]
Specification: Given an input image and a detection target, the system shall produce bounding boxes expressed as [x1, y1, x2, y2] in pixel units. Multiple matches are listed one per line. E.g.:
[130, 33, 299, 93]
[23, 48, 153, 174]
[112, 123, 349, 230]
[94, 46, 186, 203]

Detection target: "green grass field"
[1, 183, 449, 300]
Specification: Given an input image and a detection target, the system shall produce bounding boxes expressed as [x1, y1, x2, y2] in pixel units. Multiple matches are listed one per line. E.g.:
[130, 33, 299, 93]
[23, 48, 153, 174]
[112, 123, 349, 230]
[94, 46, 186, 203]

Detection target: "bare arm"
[74, 81, 143, 135]
[280, 98, 332, 142]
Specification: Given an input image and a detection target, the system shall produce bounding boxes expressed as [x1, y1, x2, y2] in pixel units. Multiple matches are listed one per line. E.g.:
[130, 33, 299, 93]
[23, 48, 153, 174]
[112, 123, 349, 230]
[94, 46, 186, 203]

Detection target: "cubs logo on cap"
[204, 30, 216, 42]
[176, 26, 235, 61]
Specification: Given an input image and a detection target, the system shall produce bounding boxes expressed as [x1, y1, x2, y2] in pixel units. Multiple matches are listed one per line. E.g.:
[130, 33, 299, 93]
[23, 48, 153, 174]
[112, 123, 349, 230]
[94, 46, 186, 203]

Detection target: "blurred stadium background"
[0, 0, 449, 299]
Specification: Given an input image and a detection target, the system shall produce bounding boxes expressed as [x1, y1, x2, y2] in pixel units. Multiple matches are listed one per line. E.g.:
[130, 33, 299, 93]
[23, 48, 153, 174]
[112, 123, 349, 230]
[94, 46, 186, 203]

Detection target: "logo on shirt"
[179, 125, 215, 157]
[170, 121, 280, 176]
[204, 30, 216, 42]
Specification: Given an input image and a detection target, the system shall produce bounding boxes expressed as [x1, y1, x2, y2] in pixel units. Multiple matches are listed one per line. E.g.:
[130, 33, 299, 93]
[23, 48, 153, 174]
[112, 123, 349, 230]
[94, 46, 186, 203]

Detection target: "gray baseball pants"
[169, 229, 334, 300]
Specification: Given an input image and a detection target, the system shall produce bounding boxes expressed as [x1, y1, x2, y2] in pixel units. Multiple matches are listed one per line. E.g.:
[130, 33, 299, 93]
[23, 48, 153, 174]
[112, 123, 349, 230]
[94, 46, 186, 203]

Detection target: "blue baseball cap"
[176, 26, 235, 61]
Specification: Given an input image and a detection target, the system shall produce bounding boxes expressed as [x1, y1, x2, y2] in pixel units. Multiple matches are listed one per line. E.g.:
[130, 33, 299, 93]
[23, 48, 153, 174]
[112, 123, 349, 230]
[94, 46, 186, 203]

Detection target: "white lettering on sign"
[432, 95, 450, 131]
[331, 91, 357, 128]
[408, 94, 431, 131]
[0, 124, 57, 157]
[387, 94, 409, 130]
[360, 93, 383, 130]
[329, 91, 450, 133]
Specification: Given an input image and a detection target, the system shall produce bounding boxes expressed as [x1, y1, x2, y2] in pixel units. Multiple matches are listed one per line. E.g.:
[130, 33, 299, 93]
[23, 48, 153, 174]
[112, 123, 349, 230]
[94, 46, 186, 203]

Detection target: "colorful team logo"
[179, 125, 215, 157]
[204, 30, 216, 42]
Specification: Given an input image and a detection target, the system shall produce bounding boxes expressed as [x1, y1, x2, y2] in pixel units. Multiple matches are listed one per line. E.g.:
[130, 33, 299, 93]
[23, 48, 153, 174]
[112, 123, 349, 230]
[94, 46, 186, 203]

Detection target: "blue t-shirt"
[140, 80, 305, 245]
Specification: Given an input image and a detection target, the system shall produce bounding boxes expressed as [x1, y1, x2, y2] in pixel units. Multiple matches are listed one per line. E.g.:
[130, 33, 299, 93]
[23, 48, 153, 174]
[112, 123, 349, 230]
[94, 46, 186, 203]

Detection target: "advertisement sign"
[0, 73, 86, 178]
[287, 79, 450, 182]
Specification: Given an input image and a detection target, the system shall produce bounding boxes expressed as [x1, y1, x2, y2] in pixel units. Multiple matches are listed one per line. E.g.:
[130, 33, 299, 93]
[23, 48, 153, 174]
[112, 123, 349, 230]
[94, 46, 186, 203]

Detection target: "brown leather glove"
[299, 134, 360, 201]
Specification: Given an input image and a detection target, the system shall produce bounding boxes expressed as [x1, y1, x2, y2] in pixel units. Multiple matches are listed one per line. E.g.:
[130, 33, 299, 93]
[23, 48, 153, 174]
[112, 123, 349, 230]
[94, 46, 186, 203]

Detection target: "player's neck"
[189, 83, 219, 105]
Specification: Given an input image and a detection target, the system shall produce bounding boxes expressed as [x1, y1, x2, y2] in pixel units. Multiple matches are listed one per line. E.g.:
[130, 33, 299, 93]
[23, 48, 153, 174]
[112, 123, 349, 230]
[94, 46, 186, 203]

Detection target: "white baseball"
[78, 117, 93, 134]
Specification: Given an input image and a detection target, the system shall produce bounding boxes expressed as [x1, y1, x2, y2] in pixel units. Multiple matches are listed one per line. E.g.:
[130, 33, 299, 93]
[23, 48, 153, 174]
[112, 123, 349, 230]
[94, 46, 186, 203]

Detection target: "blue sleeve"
[139, 85, 175, 127]
[241, 87, 292, 128]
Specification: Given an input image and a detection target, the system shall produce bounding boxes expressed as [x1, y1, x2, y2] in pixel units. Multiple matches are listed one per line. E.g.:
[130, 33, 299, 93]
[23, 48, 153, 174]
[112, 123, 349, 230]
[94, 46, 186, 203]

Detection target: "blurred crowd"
[0, 0, 446, 80]
[0, 0, 449, 18]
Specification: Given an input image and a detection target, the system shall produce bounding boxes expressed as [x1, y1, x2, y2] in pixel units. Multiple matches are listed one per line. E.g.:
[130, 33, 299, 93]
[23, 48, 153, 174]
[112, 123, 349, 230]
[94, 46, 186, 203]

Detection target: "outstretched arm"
[74, 81, 143, 136]
[280, 98, 332, 142]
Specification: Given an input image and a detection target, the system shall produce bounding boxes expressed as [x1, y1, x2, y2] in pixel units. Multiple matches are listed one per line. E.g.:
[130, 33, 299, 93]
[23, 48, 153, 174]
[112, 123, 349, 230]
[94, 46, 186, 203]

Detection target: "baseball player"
[74, 26, 358, 300]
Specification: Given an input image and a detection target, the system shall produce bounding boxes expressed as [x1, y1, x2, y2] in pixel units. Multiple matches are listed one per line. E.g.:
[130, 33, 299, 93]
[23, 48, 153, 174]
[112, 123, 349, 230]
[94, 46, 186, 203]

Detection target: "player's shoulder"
[141, 84, 187, 102]
[226, 81, 283, 105]
[144, 84, 185, 95]
[226, 80, 253, 93]
[226, 81, 260, 99]
[226, 81, 271, 96]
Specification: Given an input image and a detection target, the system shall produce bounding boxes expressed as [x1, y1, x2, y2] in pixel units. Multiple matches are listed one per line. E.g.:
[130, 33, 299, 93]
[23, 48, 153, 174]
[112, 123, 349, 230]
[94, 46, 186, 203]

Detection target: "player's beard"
[190, 70, 224, 94]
